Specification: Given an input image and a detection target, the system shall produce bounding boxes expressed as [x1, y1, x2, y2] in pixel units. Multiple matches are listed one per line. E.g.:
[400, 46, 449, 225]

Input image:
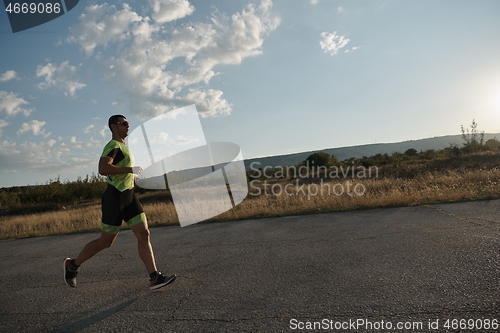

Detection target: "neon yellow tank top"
[101, 140, 135, 191]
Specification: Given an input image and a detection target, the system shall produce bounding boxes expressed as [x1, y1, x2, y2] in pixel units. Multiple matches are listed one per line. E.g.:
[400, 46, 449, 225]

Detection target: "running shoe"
[150, 272, 176, 290]
[64, 258, 78, 288]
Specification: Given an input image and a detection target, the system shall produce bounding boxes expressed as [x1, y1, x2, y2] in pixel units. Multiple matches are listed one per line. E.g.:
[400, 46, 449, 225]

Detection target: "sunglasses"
[114, 120, 129, 126]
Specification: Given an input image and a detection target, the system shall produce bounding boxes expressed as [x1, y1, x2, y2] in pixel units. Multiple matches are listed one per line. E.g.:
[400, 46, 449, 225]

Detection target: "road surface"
[1, 200, 500, 332]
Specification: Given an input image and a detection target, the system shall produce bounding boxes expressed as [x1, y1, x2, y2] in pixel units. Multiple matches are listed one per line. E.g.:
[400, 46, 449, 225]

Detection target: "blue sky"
[1, 0, 500, 187]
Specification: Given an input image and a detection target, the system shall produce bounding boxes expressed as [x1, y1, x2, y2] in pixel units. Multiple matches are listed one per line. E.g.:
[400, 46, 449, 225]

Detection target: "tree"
[420, 149, 436, 160]
[445, 143, 461, 157]
[305, 152, 331, 167]
[404, 148, 418, 157]
[484, 138, 500, 151]
[461, 119, 484, 153]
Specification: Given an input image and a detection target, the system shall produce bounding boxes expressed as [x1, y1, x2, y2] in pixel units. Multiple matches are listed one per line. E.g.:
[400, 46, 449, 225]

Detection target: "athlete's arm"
[98, 156, 133, 176]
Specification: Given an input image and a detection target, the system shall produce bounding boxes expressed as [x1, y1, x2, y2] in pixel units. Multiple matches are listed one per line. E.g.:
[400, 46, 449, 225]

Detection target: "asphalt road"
[1, 200, 500, 332]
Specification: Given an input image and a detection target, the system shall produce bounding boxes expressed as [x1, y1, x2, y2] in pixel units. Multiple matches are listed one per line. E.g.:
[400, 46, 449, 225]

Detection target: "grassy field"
[1, 151, 500, 240]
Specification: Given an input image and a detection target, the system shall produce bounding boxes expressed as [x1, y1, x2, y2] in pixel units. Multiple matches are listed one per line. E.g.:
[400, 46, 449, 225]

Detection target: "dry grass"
[212, 168, 500, 222]
[0, 199, 179, 240]
[0, 205, 103, 239]
[2, 152, 500, 240]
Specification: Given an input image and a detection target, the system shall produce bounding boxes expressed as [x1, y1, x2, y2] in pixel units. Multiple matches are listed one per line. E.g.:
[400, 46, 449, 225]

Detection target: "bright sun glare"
[481, 86, 500, 124]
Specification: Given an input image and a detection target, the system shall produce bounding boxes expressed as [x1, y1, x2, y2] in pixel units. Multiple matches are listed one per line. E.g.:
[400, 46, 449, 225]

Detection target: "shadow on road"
[51, 298, 138, 333]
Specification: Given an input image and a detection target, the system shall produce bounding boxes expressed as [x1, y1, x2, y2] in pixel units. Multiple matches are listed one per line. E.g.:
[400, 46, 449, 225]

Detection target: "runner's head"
[108, 115, 126, 130]
[108, 115, 129, 140]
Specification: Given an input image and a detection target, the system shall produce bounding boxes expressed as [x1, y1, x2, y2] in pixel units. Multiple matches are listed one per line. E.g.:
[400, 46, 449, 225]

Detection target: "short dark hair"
[108, 115, 126, 131]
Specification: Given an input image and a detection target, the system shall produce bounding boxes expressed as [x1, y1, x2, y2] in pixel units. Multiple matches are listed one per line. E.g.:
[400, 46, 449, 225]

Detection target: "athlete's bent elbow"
[98, 162, 113, 176]
[98, 157, 113, 176]
[98, 166, 110, 176]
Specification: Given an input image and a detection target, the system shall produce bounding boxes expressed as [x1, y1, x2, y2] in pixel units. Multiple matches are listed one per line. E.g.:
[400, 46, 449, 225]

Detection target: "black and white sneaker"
[64, 258, 78, 288]
[150, 272, 176, 291]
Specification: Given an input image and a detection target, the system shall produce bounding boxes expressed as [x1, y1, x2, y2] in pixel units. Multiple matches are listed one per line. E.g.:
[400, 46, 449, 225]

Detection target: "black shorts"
[101, 184, 146, 234]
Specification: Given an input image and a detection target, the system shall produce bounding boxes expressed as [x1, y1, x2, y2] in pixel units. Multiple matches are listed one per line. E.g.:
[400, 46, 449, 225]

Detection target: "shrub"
[306, 152, 332, 167]
[404, 148, 418, 157]
[461, 119, 484, 153]
[484, 138, 500, 151]
[3, 173, 107, 209]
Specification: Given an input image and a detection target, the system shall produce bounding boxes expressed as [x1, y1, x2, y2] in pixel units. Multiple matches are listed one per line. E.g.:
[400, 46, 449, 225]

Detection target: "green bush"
[461, 119, 484, 153]
[484, 138, 500, 151]
[306, 152, 332, 167]
[404, 148, 418, 157]
[1, 173, 107, 208]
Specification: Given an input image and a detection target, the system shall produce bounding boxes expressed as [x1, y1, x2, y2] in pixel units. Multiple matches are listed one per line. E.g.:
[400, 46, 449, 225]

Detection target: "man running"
[64, 115, 176, 290]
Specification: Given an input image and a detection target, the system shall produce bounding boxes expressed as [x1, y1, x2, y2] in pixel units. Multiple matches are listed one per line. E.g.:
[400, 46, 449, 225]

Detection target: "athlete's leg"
[130, 221, 157, 274]
[74, 230, 118, 266]
[129, 219, 176, 290]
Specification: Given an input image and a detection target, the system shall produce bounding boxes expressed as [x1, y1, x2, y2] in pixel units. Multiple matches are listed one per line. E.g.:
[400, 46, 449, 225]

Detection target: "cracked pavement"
[1, 199, 500, 332]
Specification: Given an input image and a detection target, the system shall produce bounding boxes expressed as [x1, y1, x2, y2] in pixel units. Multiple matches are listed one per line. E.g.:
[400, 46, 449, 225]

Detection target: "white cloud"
[65, 81, 87, 99]
[345, 46, 360, 53]
[67, 0, 279, 119]
[64, 136, 102, 150]
[149, 0, 195, 23]
[67, 3, 142, 57]
[184, 89, 232, 117]
[35, 63, 57, 87]
[99, 125, 108, 138]
[17, 120, 51, 137]
[83, 125, 94, 133]
[148, 132, 199, 146]
[0, 91, 34, 117]
[320, 31, 350, 55]
[173, 134, 199, 145]
[311, 0, 319, 4]
[0, 119, 8, 137]
[337, 6, 345, 13]
[150, 132, 174, 145]
[0, 137, 102, 174]
[0, 70, 18, 82]
[36, 61, 87, 99]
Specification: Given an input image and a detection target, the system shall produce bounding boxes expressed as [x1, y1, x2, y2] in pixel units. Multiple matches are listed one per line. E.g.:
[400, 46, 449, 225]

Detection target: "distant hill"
[243, 133, 500, 170]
